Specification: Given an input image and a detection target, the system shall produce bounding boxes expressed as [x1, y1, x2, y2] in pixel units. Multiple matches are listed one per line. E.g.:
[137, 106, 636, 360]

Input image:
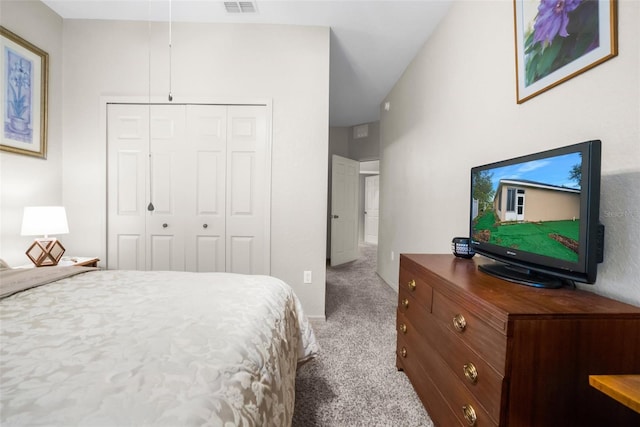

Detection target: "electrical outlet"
[304, 271, 312, 284]
[391, 251, 395, 261]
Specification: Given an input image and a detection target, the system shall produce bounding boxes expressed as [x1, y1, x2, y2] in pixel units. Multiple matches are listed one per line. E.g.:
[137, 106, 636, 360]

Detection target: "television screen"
[470, 140, 603, 288]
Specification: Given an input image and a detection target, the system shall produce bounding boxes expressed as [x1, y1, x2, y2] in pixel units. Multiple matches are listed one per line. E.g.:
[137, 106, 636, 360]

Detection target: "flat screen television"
[469, 140, 604, 288]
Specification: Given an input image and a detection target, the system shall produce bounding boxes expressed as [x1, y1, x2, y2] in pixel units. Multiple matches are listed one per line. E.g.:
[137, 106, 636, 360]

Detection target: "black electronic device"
[451, 237, 474, 258]
[469, 140, 603, 288]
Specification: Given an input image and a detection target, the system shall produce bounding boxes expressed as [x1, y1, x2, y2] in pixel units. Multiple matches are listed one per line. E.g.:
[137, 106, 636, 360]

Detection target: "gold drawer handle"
[453, 313, 467, 332]
[399, 323, 407, 334]
[401, 298, 409, 309]
[462, 404, 477, 426]
[407, 279, 416, 291]
[401, 347, 407, 358]
[463, 363, 478, 384]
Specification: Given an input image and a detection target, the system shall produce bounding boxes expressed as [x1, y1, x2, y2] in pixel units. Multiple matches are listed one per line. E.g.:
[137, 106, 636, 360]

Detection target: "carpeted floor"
[292, 244, 433, 427]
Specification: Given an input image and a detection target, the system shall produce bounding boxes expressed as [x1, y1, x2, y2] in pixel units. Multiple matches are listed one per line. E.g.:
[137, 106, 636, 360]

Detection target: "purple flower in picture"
[533, 0, 582, 45]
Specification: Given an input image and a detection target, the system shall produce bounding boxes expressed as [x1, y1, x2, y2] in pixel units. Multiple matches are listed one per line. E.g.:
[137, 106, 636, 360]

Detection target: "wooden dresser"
[396, 254, 640, 427]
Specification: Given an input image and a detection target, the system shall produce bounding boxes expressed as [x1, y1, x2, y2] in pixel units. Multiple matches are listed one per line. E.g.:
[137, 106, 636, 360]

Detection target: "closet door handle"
[203, 224, 208, 229]
[162, 223, 168, 228]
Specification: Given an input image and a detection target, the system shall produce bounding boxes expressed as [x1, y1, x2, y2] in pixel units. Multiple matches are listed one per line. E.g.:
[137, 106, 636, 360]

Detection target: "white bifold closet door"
[107, 103, 270, 274]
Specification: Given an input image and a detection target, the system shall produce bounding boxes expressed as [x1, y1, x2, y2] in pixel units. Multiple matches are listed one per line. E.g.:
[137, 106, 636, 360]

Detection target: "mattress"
[0, 268, 318, 426]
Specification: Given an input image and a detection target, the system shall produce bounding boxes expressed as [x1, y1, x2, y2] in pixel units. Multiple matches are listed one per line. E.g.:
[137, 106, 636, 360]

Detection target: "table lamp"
[21, 206, 69, 267]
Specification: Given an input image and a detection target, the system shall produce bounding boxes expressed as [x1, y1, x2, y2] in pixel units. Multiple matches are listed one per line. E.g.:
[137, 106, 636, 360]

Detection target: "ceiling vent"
[224, 1, 257, 14]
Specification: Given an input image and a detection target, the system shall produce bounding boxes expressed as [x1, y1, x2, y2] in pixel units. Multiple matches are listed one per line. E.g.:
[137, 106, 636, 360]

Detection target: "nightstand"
[58, 257, 100, 267]
[18, 257, 100, 268]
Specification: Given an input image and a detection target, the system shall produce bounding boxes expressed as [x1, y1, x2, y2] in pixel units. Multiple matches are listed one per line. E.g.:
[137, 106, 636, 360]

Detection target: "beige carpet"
[292, 244, 433, 426]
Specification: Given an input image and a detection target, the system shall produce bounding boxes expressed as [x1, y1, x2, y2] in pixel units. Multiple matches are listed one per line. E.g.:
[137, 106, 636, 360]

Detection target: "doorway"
[364, 174, 379, 244]
[328, 157, 380, 267]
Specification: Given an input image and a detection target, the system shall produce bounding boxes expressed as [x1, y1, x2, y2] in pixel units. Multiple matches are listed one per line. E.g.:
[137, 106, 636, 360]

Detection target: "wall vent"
[224, 1, 257, 14]
[353, 124, 369, 139]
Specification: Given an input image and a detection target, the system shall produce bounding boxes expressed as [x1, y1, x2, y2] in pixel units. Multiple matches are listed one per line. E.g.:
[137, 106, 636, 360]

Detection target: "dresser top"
[401, 254, 640, 317]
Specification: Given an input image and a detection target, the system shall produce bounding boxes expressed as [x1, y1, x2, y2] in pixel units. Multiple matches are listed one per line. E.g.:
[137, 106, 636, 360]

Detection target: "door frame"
[101, 96, 273, 270]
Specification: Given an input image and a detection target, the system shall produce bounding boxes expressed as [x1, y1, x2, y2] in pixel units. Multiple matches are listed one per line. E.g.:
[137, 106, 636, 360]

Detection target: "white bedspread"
[0, 269, 318, 426]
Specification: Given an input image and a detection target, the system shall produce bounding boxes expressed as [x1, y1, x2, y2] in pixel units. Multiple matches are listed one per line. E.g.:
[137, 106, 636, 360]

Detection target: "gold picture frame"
[513, 0, 618, 103]
[1, 26, 49, 158]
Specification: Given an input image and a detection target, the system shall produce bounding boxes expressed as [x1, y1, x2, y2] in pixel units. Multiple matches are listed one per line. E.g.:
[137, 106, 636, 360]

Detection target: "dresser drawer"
[397, 309, 409, 340]
[397, 334, 464, 427]
[432, 291, 507, 375]
[417, 337, 497, 427]
[397, 309, 429, 363]
[397, 287, 413, 316]
[397, 307, 430, 348]
[399, 263, 433, 311]
[398, 290, 430, 333]
[430, 313, 504, 423]
[400, 302, 504, 424]
[400, 320, 497, 427]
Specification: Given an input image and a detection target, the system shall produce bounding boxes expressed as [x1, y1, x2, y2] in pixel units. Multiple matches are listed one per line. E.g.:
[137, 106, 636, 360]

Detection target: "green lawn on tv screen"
[473, 211, 579, 262]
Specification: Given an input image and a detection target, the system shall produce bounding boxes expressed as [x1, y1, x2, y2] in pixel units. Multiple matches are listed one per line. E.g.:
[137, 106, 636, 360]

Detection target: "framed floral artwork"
[1, 26, 48, 158]
[513, 0, 617, 103]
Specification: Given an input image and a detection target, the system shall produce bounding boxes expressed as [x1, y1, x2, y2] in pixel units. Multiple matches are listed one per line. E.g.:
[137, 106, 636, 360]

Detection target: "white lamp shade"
[21, 206, 69, 237]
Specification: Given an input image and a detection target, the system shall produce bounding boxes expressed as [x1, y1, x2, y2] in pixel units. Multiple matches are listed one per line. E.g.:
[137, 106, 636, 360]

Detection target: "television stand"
[396, 254, 640, 426]
[478, 262, 564, 288]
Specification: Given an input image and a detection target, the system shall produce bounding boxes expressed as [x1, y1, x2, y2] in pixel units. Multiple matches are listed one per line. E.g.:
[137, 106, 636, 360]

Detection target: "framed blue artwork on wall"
[1, 26, 48, 159]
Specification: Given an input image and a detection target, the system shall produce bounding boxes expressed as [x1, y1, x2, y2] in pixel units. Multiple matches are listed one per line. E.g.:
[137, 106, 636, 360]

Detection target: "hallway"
[292, 244, 433, 426]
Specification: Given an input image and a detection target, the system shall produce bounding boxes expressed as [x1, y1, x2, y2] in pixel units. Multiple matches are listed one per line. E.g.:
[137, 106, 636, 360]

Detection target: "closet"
[107, 103, 270, 274]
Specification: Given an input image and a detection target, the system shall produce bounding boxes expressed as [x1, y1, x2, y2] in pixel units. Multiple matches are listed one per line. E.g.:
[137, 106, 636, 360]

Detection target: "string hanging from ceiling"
[147, 0, 155, 213]
[168, 0, 173, 102]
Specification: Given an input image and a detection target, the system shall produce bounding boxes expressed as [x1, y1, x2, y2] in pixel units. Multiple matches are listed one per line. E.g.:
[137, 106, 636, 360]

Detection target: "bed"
[0, 264, 318, 426]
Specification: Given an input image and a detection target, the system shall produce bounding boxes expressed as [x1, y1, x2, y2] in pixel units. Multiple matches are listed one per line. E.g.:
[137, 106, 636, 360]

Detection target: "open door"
[330, 155, 359, 266]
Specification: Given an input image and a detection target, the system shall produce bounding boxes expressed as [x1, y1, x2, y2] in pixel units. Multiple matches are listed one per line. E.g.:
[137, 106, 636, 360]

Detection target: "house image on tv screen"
[494, 179, 580, 223]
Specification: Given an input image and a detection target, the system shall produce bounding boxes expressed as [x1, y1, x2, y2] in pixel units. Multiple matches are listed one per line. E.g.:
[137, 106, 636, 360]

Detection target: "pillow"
[0, 258, 11, 270]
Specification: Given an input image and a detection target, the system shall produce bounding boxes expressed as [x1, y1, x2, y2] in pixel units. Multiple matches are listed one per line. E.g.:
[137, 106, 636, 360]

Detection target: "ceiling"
[41, 0, 451, 127]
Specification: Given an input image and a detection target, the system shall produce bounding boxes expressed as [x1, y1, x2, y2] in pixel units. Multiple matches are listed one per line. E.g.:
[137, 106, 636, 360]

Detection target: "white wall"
[1, 4, 330, 318]
[349, 121, 380, 161]
[0, 1, 63, 264]
[379, 0, 640, 306]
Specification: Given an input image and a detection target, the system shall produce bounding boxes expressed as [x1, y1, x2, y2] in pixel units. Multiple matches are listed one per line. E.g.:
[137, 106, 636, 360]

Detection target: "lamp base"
[26, 238, 66, 267]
